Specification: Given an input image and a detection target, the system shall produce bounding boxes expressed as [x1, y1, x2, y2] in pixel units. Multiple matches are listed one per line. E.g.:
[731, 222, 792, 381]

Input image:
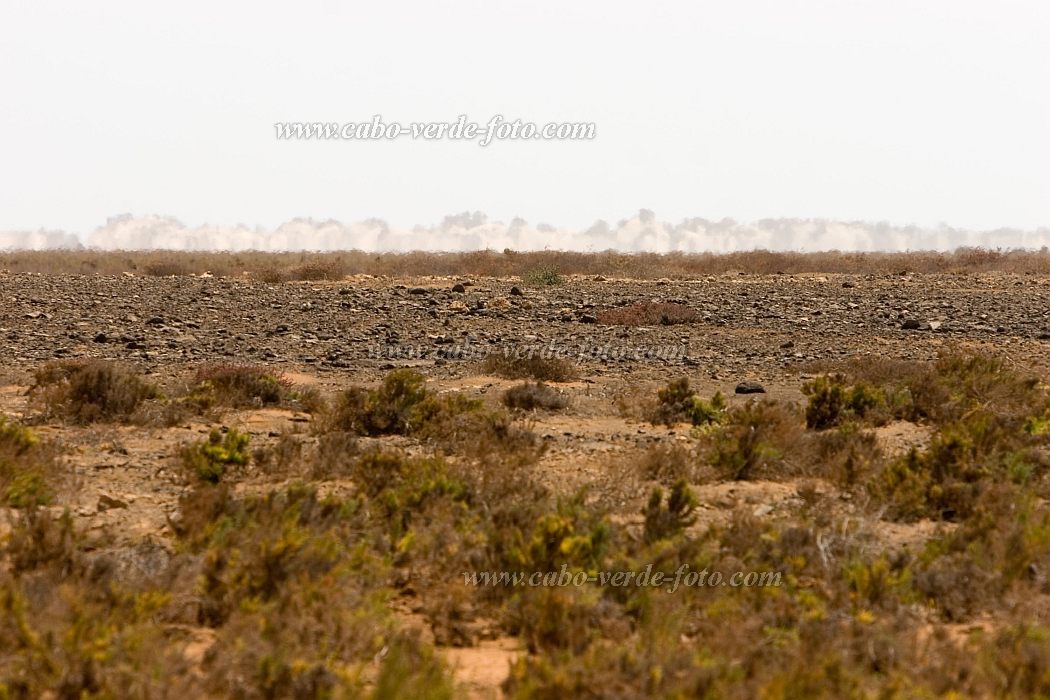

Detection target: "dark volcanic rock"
[735, 381, 766, 394]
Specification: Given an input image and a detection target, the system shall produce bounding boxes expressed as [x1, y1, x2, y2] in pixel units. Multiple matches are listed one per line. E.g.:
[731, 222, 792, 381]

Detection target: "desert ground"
[2, 255, 1050, 698]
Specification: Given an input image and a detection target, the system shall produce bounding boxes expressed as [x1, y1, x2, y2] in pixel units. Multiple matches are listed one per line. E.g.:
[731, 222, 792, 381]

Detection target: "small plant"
[480, 353, 578, 382]
[802, 374, 886, 430]
[502, 382, 568, 411]
[647, 377, 695, 426]
[643, 480, 699, 543]
[30, 359, 159, 424]
[523, 265, 563, 287]
[688, 391, 726, 426]
[192, 363, 293, 408]
[180, 428, 250, 483]
[325, 369, 428, 435]
[637, 442, 696, 484]
[710, 401, 802, 480]
[647, 378, 725, 427]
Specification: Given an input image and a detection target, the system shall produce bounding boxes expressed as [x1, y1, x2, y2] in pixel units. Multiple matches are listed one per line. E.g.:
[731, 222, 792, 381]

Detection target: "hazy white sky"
[1, 0, 1047, 235]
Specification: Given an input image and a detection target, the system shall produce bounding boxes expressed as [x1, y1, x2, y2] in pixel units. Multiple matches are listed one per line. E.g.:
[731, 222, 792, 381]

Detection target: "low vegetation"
[645, 377, 726, 426]
[5, 247, 1050, 278]
[190, 363, 309, 410]
[5, 348, 1050, 697]
[597, 302, 701, 326]
[29, 359, 159, 424]
[480, 353, 578, 382]
[521, 265, 563, 286]
[502, 382, 568, 411]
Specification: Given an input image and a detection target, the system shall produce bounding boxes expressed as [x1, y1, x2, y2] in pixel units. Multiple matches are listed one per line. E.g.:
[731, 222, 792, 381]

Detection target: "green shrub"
[192, 363, 293, 408]
[643, 480, 699, 543]
[523, 265, 563, 287]
[325, 369, 428, 435]
[802, 374, 885, 430]
[180, 428, 250, 483]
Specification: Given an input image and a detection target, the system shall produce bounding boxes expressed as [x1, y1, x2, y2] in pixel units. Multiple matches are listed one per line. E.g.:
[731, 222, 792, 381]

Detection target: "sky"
[1, 1, 1048, 247]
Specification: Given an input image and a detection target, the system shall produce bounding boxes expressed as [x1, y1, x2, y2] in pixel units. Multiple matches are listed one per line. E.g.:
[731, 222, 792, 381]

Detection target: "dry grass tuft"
[480, 354, 578, 382]
[29, 359, 159, 424]
[597, 302, 701, 326]
[502, 382, 568, 411]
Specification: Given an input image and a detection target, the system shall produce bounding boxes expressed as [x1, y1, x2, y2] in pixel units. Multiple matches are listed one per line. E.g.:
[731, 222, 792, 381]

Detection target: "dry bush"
[636, 442, 698, 484]
[804, 423, 884, 488]
[597, 302, 701, 326]
[480, 353, 578, 382]
[252, 432, 307, 476]
[502, 382, 568, 411]
[306, 432, 360, 479]
[29, 360, 159, 424]
[321, 370, 544, 466]
[707, 400, 805, 480]
[322, 369, 428, 435]
[191, 363, 293, 409]
[645, 377, 725, 427]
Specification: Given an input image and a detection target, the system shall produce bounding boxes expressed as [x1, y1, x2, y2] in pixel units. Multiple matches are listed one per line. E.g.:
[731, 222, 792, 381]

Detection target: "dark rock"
[735, 381, 766, 394]
[146, 316, 165, 325]
[451, 283, 466, 293]
[408, 287, 428, 295]
[97, 493, 128, 511]
[900, 319, 928, 330]
[509, 286, 523, 296]
[93, 332, 108, 343]
[579, 314, 598, 324]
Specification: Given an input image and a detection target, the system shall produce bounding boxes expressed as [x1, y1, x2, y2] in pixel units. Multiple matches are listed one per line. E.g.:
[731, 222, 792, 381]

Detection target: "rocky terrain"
[4, 270, 1050, 377]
